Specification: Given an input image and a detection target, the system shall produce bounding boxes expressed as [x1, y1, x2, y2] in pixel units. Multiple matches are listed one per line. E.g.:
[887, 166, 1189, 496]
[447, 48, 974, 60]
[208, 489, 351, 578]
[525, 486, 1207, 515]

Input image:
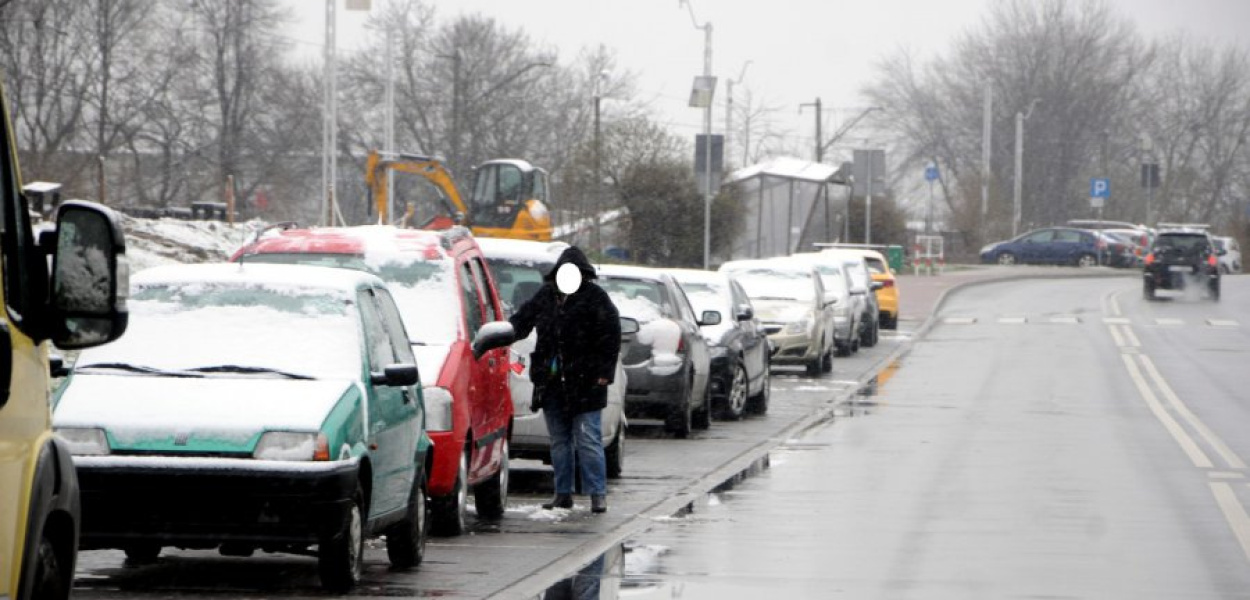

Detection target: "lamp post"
[680, 0, 714, 270]
[1013, 98, 1040, 237]
[726, 60, 751, 167]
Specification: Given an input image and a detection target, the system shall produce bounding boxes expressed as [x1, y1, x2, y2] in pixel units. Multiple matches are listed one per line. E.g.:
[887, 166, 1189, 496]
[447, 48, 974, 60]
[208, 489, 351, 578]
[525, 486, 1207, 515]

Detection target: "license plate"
[1169, 265, 1190, 272]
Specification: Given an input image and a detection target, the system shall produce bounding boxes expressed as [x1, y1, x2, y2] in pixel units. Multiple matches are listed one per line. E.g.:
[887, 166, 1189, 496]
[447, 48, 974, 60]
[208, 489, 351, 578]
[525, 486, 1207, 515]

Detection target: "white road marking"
[1109, 325, 1126, 348]
[1210, 481, 1250, 565]
[1208, 319, 1240, 328]
[1121, 347, 1141, 355]
[1138, 355, 1246, 470]
[944, 317, 977, 325]
[1122, 326, 1141, 348]
[998, 316, 1028, 324]
[1210, 472, 1246, 480]
[1103, 317, 1131, 325]
[1121, 354, 1213, 469]
[1110, 293, 1123, 317]
[1156, 318, 1185, 326]
[1049, 316, 1081, 324]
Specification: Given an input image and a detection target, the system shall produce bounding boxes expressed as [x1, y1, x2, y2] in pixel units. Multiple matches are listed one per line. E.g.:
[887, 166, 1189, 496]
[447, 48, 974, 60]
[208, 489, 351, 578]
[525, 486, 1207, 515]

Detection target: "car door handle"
[487, 358, 497, 368]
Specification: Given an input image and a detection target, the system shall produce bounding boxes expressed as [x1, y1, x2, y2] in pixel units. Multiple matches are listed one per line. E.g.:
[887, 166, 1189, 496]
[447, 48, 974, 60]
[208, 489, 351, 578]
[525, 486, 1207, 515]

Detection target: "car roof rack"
[248, 220, 301, 244]
[1156, 222, 1210, 231]
[813, 242, 889, 250]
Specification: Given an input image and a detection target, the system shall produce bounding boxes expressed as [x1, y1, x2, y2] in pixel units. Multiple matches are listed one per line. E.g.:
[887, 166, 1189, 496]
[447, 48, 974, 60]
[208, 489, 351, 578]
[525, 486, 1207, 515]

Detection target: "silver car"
[787, 253, 862, 356]
[718, 259, 836, 376]
[476, 237, 629, 478]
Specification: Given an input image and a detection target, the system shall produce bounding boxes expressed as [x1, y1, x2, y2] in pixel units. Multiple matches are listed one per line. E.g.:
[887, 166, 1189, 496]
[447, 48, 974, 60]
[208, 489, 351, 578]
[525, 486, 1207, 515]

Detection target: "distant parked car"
[233, 225, 513, 537]
[979, 227, 1106, 267]
[823, 247, 898, 330]
[476, 237, 629, 478]
[719, 258, 835, 376]
[668, 268, 772, 419]
[785, 253, 862, 356]
[1213, 236, 1242, 274]
[1101, 229, 1150, 267]
[54, 263, 433, 591]
[597, 265, 714, 438]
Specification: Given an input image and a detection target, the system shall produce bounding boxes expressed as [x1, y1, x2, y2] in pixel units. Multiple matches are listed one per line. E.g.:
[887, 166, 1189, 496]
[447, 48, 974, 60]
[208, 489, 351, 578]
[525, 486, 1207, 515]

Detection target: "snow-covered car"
[821, 251, 882, 348]
[1213, 236, 1242, 274]
[668, 268, 771, 419]
[718, 259, 836, 376]
[232, 226, 513, 537]
[53, 263, 431, 592]
[597, 265, 714, 438]
[476, 237, 629, 478]
[786, 253, 863, 356]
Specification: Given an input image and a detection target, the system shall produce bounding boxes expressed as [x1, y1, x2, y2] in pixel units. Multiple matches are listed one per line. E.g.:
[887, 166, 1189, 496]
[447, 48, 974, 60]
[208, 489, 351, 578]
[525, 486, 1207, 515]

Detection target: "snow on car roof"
[241, 225, 455, 267]
[597, 263, 668, 281]
[475, 237, 568, 262]
[665, 267, 726, 285]
[719, 258, 816, 276]
[134, 261, 383, 292]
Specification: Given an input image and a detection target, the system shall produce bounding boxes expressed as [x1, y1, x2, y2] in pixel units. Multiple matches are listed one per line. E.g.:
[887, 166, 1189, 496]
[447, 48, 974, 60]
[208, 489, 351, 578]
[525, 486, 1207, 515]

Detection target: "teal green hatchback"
[52, 263, 432, 591]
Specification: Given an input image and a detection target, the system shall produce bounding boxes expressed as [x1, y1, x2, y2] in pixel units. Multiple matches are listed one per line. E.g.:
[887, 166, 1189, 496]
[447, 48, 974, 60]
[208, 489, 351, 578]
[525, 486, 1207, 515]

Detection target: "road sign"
[924, 165, 939, 182]
[1090, 178, 1110, 198]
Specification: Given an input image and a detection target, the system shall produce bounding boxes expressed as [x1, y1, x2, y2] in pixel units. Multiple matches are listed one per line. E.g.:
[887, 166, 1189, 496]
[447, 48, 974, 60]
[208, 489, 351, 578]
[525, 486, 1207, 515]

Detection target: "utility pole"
[865, 158, 873, 245]
[680, 0, 714, 269]
[1013, 98, 1040, 237]
[321, 0, 337, 226]
[726, 61, 751, 169]
[799, 98, 823, 162]
[981, 83, 992, 224]
[593, 73, 603, 253]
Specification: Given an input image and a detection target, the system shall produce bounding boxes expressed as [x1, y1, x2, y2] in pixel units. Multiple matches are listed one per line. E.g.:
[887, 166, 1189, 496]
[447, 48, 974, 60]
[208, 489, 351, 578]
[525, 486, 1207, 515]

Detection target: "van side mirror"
[46, 201, 129, 349]
[735, 305, 753, 321]
[372, 364, 419, 387]
[620, 317, 640, 335]
[472, 321, 516, 360]
[698, 310, 722, 327]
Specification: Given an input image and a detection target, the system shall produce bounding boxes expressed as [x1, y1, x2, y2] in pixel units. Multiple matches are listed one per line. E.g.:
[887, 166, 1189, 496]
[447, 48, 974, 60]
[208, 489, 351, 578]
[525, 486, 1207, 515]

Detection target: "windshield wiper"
[75, 362, 203, 378]
[753, 296, 799, 302]
[186, 365, 315, 380]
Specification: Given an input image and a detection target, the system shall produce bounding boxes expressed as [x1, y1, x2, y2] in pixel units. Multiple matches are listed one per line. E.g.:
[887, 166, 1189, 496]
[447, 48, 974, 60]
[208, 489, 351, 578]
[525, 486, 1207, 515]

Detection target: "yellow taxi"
[821, 247, 899, 329]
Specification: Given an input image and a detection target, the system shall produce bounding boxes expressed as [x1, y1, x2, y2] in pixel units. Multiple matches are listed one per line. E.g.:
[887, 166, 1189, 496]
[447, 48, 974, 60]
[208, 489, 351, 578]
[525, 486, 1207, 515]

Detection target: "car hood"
[411, 343, 453, 387]
[751, 299, 810, 323]
[54, 374, 356, 453]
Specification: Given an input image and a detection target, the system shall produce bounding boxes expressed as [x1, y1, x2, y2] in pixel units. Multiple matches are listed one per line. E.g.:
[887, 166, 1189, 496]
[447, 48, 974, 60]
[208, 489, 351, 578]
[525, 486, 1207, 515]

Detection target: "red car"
[232, 225, 513, 536]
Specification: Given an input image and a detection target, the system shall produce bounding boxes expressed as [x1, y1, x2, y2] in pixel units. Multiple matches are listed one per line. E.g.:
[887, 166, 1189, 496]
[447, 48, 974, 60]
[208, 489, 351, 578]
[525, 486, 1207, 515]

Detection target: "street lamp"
[1013, 98, 1040, 237]
[726, 60, 751, 167]
[679, 0, 714, 270]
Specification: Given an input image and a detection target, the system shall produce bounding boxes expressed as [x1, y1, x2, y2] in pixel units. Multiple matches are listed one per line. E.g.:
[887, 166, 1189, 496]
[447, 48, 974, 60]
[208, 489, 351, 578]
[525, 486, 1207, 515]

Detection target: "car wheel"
[718, 363, 748, 420]
[605, 426, 625, 479]
[746, 364, 770, 415]
[123, 543, 161, 566]
[430, 449, 468, 536]
[319, 485, 365, 592]
[805, 355, 821, 376]
[32, 529, 70, 600]
[386, 466, 429, 570]
[997, 253, 1016, 266]
[882, 313, 898, 330]
[1077, 253, 1097, 267]
[1143, 280, 1156, 301]
[1209, 281, 1221, 302]
[666, 374, 693, 438]
[692, 381, 712, 430]
[821, 348, 833, 373]
[474, 440, 509, 520]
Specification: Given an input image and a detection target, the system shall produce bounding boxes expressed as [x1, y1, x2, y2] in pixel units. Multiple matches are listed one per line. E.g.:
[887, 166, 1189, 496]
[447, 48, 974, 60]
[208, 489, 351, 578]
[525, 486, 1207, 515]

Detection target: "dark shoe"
[542, 494, 573, 510]
[591, 495, 607, 514]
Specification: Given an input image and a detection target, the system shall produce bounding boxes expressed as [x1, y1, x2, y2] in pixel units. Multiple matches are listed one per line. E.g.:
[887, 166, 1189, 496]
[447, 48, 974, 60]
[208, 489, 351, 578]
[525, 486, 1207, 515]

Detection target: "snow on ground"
[120, 215, 261, 273]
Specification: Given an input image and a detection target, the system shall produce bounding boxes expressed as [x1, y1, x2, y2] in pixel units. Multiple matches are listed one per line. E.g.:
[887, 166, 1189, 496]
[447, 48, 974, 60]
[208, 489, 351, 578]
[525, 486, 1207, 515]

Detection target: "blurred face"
[556, 263, 582, 295]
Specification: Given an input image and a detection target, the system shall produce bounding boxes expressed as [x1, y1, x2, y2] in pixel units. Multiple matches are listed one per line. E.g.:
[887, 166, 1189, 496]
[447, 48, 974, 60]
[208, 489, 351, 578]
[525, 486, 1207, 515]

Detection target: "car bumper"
[766, 330, 821, 365]
[622, 362, 688, 420]
[73, 455, 359, 549]
[1144, 267, 1218, 289]
[512, 403, 623, 460]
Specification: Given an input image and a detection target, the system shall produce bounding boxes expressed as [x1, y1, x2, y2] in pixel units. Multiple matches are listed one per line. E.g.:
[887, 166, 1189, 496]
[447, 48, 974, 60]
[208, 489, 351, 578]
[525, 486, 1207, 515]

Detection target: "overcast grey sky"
[284, 0, 1250, 160]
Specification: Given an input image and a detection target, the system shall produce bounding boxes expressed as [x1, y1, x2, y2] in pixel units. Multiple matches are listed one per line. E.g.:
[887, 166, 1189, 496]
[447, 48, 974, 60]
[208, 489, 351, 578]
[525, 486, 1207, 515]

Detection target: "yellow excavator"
[366, 150, 553, 241]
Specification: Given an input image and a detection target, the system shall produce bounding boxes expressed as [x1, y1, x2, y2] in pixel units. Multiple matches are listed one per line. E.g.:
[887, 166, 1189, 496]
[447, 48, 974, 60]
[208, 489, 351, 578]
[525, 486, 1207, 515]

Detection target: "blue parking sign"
[925, 166, 939, 182]
[1090, 178, 1110, 198]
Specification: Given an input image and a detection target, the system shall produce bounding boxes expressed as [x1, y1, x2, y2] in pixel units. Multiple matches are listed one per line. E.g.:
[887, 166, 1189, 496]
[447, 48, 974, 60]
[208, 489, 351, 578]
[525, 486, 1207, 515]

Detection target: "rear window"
[722, 268, 817, 303]
[484, 256, 549, 311]
[863, 257, 887, 274]
[1157, 234, 1210, 252]
[600, 277, 672, 322]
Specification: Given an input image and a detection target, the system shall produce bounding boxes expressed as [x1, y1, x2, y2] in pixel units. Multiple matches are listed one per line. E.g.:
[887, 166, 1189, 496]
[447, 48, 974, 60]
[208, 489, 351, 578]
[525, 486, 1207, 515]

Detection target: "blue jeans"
[543, 402, 606, 497]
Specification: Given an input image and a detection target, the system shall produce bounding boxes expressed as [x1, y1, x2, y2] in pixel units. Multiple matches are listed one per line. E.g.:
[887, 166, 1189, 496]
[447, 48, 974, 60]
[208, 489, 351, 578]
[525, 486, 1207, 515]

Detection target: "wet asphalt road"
[70, 299, 911, 598]
[620, 274, 1250, 598]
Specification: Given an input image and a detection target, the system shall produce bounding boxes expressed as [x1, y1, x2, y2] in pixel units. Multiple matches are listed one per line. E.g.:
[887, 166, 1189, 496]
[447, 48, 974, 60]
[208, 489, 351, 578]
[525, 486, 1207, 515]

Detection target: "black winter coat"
[509, 247, 621, 414]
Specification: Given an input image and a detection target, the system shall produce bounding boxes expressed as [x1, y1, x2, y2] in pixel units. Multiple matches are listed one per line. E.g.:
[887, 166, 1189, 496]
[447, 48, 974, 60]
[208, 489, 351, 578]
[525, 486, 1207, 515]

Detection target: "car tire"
[318, 485, 365, 592]
[862, 320, 879, 348]
[386, 466, 429, 570]
[882, 313, 898, 330]
[605, 427, 625, 479]
[666, 374, 693, 438]
[821, 348, 833, 373]
[717, 363, 748, 420]
[746, 365, 770, 415]
[997, 253, 1017, 266]
[1143, 280, 1156, 301]
[805, 356, 821, 376]
[123, 543, 161, 566]
[430, 449, 469, 536]
[474, 440, 509, 520]
[1077, 253, 1098, 268]
[692, 382, 712, 430]
[1209, 281, 1221, 302]
[32, 529, 70, 600]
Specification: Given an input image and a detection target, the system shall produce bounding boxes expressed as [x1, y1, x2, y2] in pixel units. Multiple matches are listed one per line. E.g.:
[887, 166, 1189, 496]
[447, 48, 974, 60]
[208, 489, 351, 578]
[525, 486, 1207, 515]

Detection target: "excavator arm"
[366, 150, 468, 228]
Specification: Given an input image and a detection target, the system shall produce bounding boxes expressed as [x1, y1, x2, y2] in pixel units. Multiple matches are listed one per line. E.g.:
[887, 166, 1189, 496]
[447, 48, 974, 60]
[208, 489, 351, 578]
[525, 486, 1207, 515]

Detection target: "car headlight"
[784, 316, 811, 335]
[254, 431, 329, 461]
[980, 244, 995, 254]
[56, 427, 110, 456]
[423, 386, 454, 432]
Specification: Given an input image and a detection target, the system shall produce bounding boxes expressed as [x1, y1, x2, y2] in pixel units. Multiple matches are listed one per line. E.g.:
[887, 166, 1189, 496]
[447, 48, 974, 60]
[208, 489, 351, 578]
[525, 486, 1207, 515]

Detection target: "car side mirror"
[822, 294, 838, 307]
[735, 305, 753, 321]
[49, 354, 69, 378]
[372, 363, 419, 387]
[45, 201, 129, 349]
[620, 316, 640, 335]
[870, 281, 885, 291]
[472, 321, 516, 360]
[699, 310, 721, 327]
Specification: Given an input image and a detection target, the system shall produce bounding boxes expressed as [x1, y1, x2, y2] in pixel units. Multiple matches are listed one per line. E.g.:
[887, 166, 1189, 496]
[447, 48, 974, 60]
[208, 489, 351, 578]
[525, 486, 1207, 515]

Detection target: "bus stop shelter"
[723, 157, 848, 260]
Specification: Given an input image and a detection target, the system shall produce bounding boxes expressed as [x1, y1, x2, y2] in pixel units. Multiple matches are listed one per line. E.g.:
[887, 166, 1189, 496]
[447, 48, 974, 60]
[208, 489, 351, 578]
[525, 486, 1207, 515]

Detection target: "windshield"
[241, 252, 460, 344]
[76, 281, 361, 380]
[676, 280, 731, 316]
[600, 277, 671, 322]
[484, 256, 550, 312]
[723, 268, 815, 303]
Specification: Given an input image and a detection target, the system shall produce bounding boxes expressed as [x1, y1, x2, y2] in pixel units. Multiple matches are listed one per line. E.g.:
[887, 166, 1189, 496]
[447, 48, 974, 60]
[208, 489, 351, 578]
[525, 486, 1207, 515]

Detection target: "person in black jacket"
[509, 246, 621, 513]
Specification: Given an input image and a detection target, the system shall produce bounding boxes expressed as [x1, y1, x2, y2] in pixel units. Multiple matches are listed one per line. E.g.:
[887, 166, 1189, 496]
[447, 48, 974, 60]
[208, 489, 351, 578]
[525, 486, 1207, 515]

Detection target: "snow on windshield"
[677, 281, 733, 342]
[725, 269, 815, 302]
[75, 281, 362, 380]
[600, 278, 667, 323]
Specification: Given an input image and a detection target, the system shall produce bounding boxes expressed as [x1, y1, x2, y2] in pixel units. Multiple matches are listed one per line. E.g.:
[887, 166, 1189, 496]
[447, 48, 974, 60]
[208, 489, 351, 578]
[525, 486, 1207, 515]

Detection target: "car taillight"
[677, 336, 686, 353]
[881, 279, 895, 288]
[1144, 253, 1155, 265]
[1208, 254, 1218, 267]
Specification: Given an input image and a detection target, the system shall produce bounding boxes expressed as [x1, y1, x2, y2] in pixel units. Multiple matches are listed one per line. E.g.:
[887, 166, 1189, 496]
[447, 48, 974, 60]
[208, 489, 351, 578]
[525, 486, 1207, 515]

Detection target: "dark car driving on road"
[1143, 227, 1222, 301]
